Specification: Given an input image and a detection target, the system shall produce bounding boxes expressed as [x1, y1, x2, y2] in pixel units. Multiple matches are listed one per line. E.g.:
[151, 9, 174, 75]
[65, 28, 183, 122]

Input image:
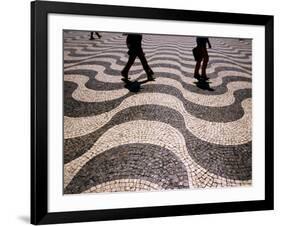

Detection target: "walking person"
[89, 31, 102, 40]
[193, 37, 212, 80]
[121, 34, 155, 82]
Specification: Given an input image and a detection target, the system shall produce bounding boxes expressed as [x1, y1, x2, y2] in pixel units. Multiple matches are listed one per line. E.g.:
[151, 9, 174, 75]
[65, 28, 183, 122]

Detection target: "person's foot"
[146, 68, 154, 76]
[201, 75, 210, 80]
[89, 37, 95, 40]
[194, 74, 200, 80]
[121, 77, 130, 82]
[146, 68, 155, 81]
[97, 34, 102, 39]
[121, 71, 130, 81]
[147, 75, 155, 81]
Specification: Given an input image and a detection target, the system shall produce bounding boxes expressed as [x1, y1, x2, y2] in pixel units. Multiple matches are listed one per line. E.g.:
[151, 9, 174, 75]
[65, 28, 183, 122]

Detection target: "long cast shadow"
[123, 79, 151, 93]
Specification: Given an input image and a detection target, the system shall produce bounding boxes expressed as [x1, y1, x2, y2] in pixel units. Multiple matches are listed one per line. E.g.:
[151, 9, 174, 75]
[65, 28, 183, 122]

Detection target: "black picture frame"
[31, 0, 274, 224]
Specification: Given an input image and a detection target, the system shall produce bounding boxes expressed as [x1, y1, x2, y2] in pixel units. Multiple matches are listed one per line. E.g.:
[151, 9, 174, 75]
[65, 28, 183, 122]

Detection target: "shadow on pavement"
[123, 79, 151, 93]
[194, 79, 215, 91]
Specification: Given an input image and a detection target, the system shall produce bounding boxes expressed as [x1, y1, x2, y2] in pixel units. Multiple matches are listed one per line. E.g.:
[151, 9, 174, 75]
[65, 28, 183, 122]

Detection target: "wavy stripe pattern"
[63, 31, 252, 194]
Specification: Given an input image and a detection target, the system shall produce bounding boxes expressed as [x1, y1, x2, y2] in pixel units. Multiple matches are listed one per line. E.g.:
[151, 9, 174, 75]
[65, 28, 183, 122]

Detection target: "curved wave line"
[142, 38, 251, 51]
[141, 38, 251, 53]
[65, 58, 251, 79]
[64, 74, 129, 102]
[64, 92, 251, 146]
[65, 33, 251, 56]
[65, 44, 252, 62]
[65, 61, 251, 89]
[65, 73, 251, 106]
[65, 47, 252, 68]
[65, 40, 252, 58]
[69, 65, 251, 90]
[64, 120, 251, 189]
[83, 178, 163, 193]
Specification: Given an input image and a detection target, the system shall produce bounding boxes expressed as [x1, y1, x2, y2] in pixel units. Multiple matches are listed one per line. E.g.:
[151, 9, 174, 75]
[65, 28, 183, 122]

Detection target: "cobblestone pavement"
[63, 31, 252, 194]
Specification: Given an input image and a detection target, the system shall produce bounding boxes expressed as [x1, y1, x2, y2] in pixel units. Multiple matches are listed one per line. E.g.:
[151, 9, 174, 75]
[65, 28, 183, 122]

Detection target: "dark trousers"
[122, 49, 151, 75]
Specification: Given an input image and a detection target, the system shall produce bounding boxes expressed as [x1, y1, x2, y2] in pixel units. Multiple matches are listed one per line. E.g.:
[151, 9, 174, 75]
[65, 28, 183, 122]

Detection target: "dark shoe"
[121, 71, 130, 81]
[89, 37, 95, 40]
[121, 77, 130, 82]
[147, 75, 155, 81]
[146, 68, 154, 77]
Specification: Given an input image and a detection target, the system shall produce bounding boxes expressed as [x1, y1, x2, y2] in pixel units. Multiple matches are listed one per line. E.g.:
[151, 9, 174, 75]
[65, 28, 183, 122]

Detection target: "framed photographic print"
[31, 0, 274, 224]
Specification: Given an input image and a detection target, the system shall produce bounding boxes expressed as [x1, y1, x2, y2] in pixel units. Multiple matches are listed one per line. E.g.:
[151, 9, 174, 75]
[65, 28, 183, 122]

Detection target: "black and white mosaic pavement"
[63, 31, 252, 194]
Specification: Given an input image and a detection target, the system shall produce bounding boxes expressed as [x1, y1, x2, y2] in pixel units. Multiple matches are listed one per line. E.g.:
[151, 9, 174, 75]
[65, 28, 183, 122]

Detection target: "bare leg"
[201, 48, 209, 76]
[201, 56, 209, 76]
[194, 60, 202, 80]
[194, 60, 201, 75]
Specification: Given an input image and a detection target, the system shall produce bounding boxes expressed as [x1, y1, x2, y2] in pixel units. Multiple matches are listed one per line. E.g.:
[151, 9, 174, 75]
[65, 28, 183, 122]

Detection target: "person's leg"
[138, 50, 149, 71]
[137, 50, 154, 80]
[95, 32, 102, 39]
[194, 46, 203, 79]
[89, 32, 94, 40]
[121, 52, 137, 79]
[194, 60, 202, 79]
[201, 49, 209, 78]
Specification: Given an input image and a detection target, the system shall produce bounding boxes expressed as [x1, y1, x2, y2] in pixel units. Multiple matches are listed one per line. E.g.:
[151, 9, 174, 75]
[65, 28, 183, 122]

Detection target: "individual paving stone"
[64, 143, 189, 194]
